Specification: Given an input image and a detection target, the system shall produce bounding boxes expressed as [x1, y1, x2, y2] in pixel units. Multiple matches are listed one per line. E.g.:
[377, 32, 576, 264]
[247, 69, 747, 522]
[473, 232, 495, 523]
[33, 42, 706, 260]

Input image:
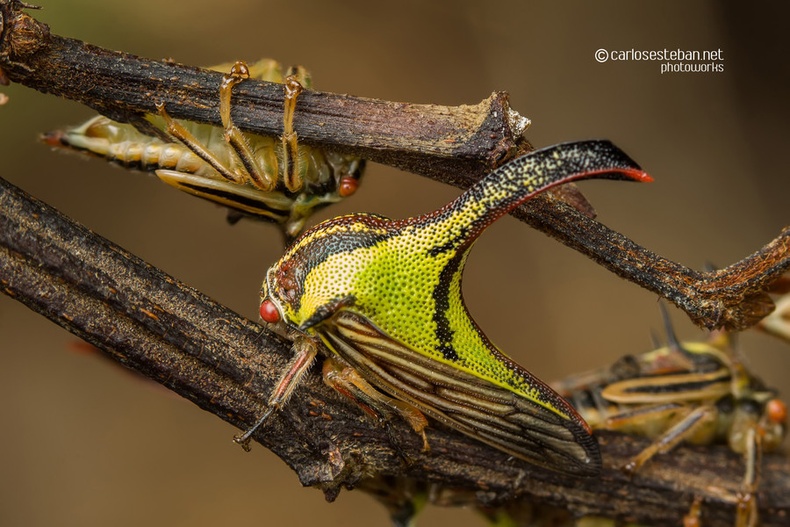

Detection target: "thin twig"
[0, 0, 787, 331]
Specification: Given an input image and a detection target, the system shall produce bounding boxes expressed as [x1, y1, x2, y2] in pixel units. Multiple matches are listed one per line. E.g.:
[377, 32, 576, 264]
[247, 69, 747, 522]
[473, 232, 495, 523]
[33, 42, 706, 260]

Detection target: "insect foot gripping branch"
[40, 59, 365, 244]
[242, 140, 651, 477]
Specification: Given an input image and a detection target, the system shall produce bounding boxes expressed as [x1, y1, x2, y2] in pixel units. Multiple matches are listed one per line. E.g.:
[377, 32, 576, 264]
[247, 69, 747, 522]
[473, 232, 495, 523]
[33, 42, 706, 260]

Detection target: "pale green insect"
[240, 140, 652, 476]
[553, 311, 787, 527]
[42, 59, 365, 242]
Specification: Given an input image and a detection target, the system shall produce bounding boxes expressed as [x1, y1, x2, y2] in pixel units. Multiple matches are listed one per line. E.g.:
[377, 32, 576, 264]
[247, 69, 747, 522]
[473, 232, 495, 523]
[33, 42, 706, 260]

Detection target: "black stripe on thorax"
[295, 213, 396, 262]
[281, 214, 396, 313]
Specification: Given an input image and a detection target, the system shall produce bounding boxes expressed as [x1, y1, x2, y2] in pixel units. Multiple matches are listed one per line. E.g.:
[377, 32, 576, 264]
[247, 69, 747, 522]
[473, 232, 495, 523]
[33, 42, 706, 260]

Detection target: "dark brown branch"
[1, 0, 788, 331]
[521, 197, 790, 329]
[0, 1, 526, 181]
[1, 174, 788, 526]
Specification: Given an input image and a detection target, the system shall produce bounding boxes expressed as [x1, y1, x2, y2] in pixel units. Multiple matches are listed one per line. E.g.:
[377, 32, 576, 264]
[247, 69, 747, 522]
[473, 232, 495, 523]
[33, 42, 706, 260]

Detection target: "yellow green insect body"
[42, 59, 365, 241]
[248, 140, 651, 476]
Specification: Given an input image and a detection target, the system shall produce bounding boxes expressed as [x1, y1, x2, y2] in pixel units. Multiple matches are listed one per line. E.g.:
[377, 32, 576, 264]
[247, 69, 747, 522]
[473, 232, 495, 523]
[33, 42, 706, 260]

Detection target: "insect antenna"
[658, 301, 683, 353]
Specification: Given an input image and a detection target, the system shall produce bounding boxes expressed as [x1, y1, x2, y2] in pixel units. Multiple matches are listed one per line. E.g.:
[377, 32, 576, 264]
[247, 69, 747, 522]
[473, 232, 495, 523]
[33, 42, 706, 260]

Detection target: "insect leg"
[219, 61, 277, 191]
[603, 402, 685, 433]
[154, 102, 245, 184]
[735, 425, 760, 527]
[680, 420, 762, 527]
[322, 356, 430, 452]
[682, 496, 703, 527]
[281, 68, 304, 193]
[233, 335, 318, 451]
[622, 404, 717, 474]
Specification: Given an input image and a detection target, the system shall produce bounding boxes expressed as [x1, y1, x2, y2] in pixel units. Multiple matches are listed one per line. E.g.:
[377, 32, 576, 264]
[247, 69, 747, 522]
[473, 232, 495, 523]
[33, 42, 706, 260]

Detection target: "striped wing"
[600, 368, 732, 405]
[318, 311, 601, 476]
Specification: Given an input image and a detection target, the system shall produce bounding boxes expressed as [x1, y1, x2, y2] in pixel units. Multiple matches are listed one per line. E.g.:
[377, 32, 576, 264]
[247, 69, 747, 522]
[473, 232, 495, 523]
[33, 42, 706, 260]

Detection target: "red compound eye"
[259, 299, 281, 324]
[338, 175, 359, 197]
[767, 398, 787, 424]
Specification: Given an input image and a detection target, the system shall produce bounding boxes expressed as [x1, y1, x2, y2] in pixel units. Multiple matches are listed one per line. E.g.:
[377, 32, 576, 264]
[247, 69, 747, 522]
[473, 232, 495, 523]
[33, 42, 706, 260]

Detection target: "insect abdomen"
[42, 116, 218, 176]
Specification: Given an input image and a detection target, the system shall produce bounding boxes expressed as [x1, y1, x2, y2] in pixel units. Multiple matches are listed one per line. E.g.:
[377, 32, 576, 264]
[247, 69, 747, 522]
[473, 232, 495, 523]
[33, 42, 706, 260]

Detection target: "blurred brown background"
[1, 1, 788, 526]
